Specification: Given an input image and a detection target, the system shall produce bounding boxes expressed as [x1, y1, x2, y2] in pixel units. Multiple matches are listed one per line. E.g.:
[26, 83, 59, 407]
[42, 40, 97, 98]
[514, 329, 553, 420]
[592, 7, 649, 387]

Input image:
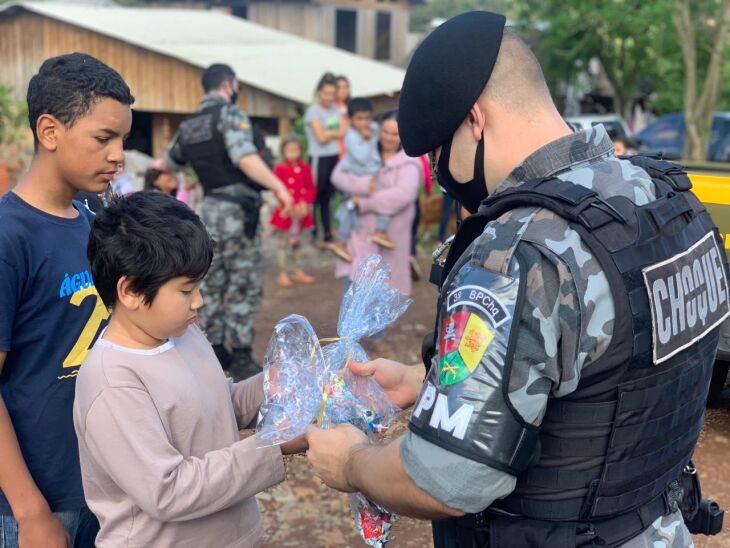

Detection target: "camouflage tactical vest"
[424, 157, 729, 528]
[177, 104, 262, 193]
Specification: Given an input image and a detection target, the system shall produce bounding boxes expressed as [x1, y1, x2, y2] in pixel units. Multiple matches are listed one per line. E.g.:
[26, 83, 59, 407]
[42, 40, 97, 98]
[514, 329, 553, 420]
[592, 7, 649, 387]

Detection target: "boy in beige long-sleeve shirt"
[73, 192, 305, 547]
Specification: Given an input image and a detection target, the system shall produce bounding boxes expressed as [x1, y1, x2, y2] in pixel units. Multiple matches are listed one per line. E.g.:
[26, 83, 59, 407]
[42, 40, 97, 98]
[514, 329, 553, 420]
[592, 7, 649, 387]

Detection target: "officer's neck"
[485, 111, 572, 192]
[208, 89, 230, 102]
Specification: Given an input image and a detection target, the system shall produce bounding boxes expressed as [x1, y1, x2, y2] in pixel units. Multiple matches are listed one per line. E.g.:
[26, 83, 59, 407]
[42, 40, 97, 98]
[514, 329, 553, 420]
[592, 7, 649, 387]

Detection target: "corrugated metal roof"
[1, 2, 405, 104]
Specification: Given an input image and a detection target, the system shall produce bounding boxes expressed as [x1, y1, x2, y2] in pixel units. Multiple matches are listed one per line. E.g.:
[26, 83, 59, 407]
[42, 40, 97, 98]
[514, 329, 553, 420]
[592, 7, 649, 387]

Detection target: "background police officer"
[305, 12, 729, 547]
[159, 64, 293, 380]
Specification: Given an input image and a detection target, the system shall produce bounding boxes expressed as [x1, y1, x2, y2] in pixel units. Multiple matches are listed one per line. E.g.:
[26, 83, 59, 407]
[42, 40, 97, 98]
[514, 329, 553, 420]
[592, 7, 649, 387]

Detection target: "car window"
[639, 117, 683, 147]
[709, 117, 730, 161]
[711, 117, 730, 142]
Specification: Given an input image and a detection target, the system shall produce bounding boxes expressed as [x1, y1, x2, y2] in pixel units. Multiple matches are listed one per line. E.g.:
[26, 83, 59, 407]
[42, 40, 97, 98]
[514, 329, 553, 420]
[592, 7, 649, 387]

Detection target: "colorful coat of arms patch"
[438, 311, 493, 385]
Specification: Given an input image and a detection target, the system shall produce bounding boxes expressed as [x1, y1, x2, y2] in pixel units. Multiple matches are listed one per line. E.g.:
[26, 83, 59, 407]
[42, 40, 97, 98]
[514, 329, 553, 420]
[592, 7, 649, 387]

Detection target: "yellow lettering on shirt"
[62, 286, 109, 370]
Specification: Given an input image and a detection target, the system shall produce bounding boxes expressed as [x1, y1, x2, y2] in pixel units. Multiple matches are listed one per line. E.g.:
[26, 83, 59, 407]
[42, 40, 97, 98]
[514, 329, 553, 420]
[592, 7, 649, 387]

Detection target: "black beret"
[399, 11, 506, 157]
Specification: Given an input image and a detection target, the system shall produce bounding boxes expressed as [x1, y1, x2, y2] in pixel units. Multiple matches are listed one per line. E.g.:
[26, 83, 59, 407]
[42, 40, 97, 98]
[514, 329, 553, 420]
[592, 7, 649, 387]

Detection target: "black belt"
[455, 487, 673, 548]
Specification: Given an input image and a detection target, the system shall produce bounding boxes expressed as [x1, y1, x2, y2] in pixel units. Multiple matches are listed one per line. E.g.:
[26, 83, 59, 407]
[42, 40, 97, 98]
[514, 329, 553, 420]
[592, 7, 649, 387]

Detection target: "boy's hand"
[368, 178, 378, 194]
[362, 128, 373, 141]
[18, 511, 70, 548]
[280, 434, 308, 455]
[348, 359, 425, 410]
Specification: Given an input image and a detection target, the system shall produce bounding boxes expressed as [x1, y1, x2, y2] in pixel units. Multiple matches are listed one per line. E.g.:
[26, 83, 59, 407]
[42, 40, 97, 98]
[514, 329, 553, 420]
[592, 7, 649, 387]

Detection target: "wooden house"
[0, 2, 404, 157]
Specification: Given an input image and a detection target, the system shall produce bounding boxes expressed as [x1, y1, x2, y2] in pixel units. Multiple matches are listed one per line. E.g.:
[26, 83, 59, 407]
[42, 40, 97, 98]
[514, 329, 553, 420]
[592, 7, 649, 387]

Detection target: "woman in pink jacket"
[331, 110, 421, 296]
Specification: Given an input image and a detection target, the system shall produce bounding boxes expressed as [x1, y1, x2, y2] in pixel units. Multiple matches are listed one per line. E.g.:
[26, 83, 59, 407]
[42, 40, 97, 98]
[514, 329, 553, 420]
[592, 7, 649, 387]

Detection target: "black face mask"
[436, 134, 488, 214]
[230, 89, 239, 105]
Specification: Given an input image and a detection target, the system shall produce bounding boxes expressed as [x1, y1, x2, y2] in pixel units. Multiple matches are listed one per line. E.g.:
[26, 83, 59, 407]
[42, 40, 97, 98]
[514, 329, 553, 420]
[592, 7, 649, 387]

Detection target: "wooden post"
[152, 113, 173, 158]
[278, 116, 292, 137]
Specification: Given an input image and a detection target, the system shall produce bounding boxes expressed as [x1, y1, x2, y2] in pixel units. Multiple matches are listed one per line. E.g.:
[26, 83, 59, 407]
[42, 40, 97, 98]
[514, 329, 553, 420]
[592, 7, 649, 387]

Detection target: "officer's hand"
[18, 510, 70, 548]
[148, 157, 168, 171]
[276, 188, 294, 216]
[305, 424, 368, 492]
[348, 359, 425, 409]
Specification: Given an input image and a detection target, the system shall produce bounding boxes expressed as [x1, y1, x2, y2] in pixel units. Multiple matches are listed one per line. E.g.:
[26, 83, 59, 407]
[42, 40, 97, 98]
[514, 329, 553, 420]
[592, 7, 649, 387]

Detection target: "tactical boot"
[229, 347, 262, 381]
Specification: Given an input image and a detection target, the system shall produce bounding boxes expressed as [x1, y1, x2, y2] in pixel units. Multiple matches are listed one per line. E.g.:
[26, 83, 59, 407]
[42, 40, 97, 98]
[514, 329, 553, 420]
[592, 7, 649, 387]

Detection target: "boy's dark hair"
[27, 53, 134, 147]
[347, 97, 373, 117]
[202, 64, 236, 92]
[88, 192, 214, 308]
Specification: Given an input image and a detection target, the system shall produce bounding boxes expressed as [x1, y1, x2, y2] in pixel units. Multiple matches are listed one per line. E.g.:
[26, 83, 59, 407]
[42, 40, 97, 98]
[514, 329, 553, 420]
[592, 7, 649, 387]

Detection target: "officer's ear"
[467, 103, 486, 141]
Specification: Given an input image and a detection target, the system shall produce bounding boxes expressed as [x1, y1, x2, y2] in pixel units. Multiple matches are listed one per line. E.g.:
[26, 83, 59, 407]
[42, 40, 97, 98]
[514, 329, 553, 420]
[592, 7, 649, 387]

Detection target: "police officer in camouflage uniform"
[305, 12, 729, 547]
[162, 64, 293, 380]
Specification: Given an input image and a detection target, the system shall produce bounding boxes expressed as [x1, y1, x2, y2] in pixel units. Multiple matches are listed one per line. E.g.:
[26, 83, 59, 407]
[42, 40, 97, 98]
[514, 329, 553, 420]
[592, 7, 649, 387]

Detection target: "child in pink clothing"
[74, 192, 305, 547]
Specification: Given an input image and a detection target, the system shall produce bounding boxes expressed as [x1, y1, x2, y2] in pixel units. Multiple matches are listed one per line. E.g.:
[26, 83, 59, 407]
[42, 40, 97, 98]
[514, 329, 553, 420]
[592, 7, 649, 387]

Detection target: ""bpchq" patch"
[446, 285, 510, 329]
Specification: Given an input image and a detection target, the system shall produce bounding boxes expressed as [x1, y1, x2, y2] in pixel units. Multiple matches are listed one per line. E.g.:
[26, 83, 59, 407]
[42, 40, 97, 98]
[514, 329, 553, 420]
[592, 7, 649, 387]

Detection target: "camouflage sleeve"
[220, 104, 258, 165]
[402, 207, 615, 512]
[519, 208, 614, 400]
[619, 511, 693, 548]
[164, 128, 187, 170]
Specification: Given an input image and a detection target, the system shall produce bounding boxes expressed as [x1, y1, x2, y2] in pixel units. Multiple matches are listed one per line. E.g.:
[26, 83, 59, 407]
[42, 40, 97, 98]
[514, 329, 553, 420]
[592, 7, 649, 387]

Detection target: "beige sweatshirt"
[73, 325, 284, 547]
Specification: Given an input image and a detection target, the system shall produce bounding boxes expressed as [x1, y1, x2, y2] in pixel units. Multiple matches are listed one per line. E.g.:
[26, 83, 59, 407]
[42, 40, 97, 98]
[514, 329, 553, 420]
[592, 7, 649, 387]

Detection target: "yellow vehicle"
[688, 168, 730, 404]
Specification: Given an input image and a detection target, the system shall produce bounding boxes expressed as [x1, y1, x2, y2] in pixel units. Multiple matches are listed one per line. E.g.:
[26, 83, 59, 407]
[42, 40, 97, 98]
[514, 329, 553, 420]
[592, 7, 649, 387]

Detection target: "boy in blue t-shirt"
[0, 54, 133, 547]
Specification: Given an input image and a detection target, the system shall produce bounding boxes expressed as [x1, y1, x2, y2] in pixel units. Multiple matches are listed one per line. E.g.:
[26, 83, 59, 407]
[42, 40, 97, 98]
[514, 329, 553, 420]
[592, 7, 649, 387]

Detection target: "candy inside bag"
[318, 255, 411, 430]
[256, 255, 412, 447]
[351, 493, 396, 547]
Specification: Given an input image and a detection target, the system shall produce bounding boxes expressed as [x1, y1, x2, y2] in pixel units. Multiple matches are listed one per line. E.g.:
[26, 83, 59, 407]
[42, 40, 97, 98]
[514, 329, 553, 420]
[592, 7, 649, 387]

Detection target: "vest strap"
[455, 486, 671, 548]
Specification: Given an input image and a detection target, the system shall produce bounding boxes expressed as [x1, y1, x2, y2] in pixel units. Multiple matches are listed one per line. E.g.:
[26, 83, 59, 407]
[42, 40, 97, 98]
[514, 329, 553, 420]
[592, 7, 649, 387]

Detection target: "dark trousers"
[312, 154, 340, 242]
[0, 507, 99, 548]
[432, 518, 487, 548]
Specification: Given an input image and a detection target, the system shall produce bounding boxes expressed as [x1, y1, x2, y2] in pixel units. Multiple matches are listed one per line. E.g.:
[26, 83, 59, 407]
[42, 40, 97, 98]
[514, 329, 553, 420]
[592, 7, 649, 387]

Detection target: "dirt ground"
[250, 242, 730, 548]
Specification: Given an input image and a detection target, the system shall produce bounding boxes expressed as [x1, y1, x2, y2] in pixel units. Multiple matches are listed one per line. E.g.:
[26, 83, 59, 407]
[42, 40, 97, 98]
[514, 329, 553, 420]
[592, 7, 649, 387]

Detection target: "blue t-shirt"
[0, 192, 107, 514]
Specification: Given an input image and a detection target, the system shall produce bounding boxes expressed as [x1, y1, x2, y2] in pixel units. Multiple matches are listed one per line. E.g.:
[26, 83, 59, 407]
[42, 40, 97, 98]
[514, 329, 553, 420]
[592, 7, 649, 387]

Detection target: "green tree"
[0, 85, 27, 151]
[515, 0, 672, 122]
[517, 0, 730, 160]
[410, 0, 515, 32]
[673, 0, 730, 160]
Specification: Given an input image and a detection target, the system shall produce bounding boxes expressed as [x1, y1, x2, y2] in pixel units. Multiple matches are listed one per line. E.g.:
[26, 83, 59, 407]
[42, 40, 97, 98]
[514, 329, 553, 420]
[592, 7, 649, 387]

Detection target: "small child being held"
[331, 98, 394, 262]
[74, 192, 305, 547]
[270, 135, 317, 288]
